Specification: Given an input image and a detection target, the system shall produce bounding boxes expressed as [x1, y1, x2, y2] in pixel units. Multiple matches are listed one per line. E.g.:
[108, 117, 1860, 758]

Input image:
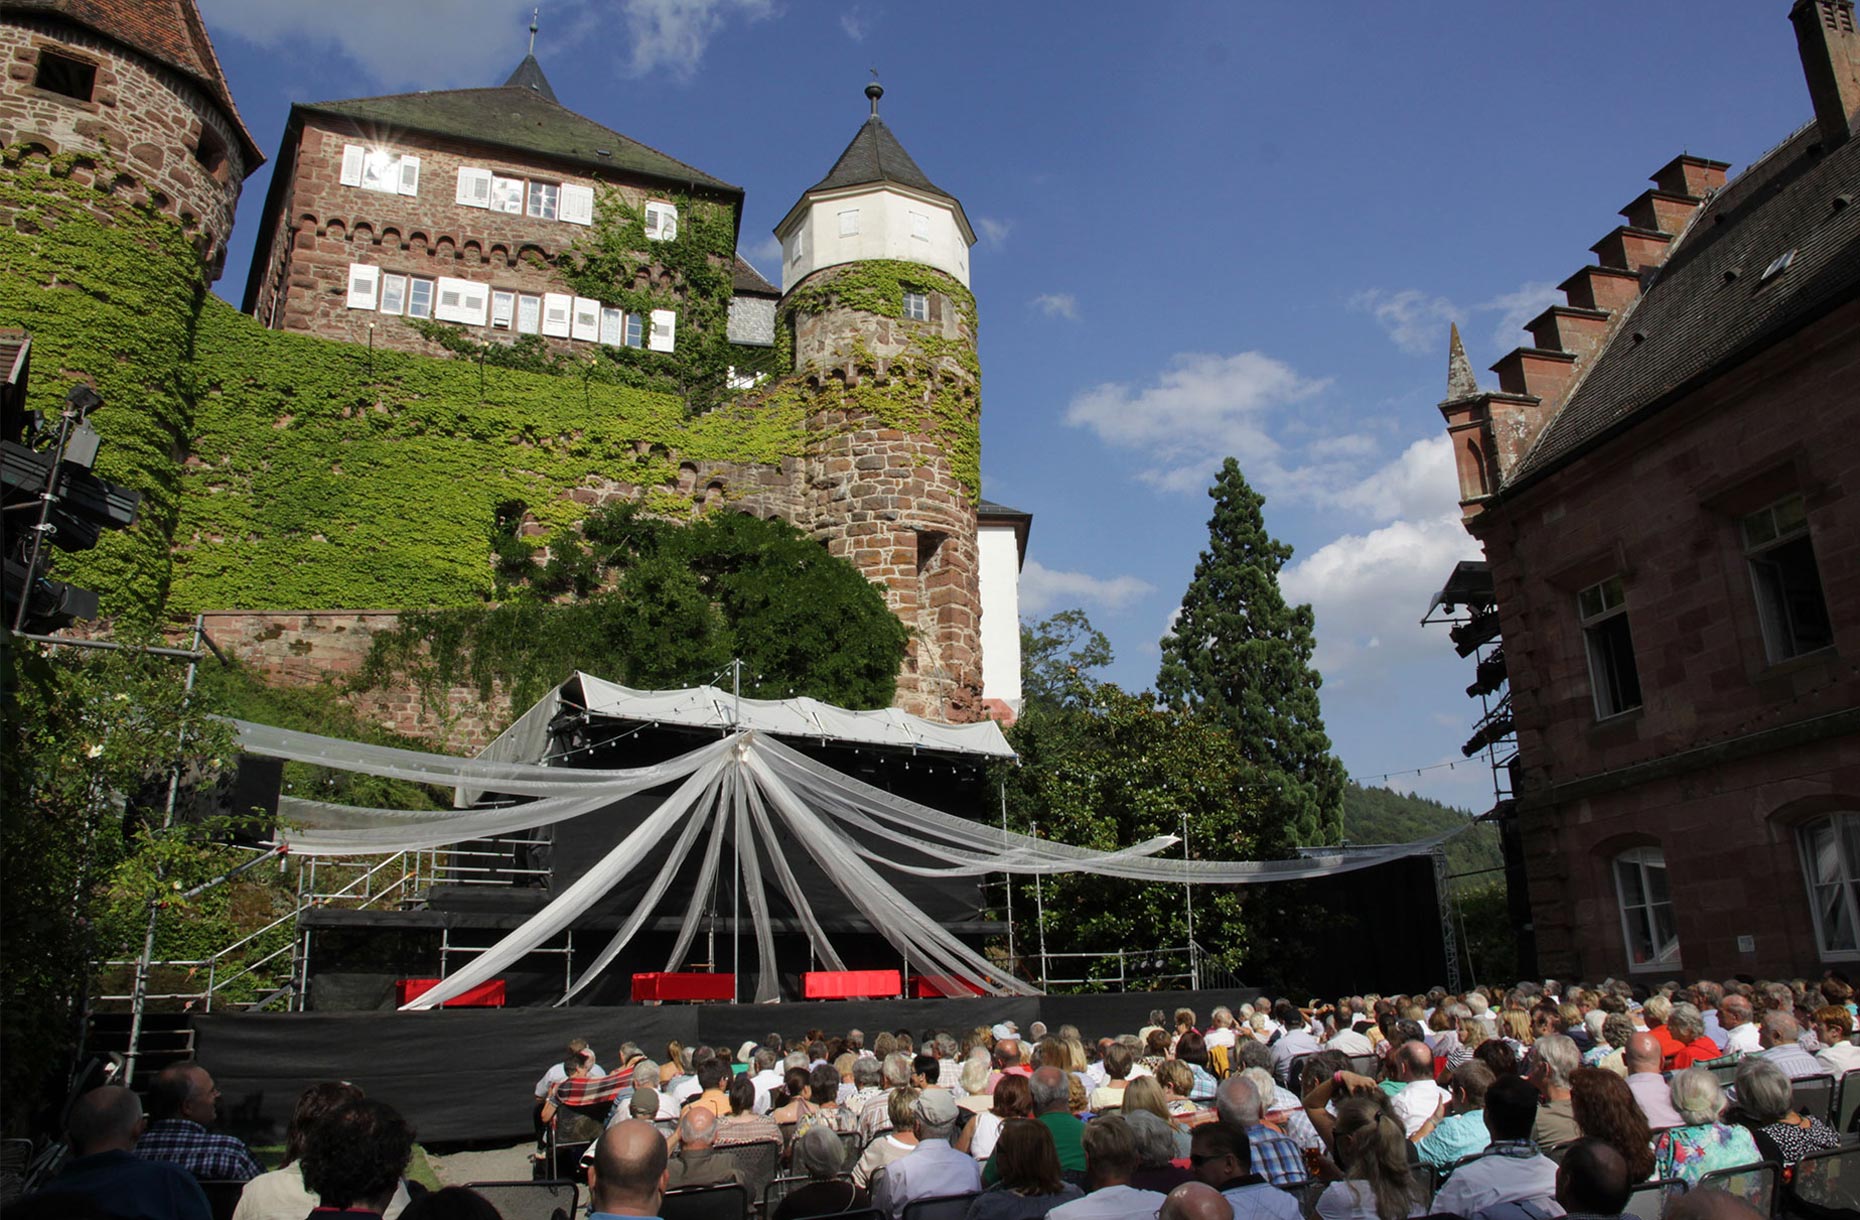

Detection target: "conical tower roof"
[806, 109, 953, 201]
[502, 53, 558, 104]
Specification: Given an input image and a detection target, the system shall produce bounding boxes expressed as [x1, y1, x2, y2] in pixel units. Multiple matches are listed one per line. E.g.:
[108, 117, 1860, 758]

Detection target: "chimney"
[1792, 0, 1860, 148]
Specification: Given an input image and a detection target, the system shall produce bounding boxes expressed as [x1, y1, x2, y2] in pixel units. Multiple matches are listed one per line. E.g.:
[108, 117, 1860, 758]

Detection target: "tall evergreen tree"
[1157, 458, 1346, 846]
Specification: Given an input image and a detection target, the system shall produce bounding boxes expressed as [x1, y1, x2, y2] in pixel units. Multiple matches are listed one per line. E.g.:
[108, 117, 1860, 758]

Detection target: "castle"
[0, 0, 1028, 729]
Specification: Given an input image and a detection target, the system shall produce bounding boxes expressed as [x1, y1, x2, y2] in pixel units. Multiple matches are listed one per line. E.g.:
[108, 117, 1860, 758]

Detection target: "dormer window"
[340, 144, 420, 196]
[644, 202, 678, 241]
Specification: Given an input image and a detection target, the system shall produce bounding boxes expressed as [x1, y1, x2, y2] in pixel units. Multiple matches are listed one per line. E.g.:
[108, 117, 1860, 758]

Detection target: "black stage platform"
[196, 988, 1265, 1145]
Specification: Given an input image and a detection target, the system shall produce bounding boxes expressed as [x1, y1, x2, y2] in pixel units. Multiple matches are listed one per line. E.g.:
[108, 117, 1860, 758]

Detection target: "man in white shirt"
[1384, 1041, 1453, 1139]
[1051, 1114, 1169, 1219]
[534, 1039, 602, 1100]
[1718, 995, 1761, 1056]
[748, 1048, 785, 1114]
[1758, 1012, 1824, 1079]
[1622, 1033, 1685, 1129]
[1431, 1077, 1565, 1219]
[1204, 1008, 1239, 1050]
[883, 1090, 979, 1218]
[1812, 1008, 1860, 1076]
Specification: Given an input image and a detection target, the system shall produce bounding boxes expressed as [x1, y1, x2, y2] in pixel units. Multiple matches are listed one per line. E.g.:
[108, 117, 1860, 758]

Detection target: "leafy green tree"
[1158, 458, 1346, 847]
[1001, 672, 1288, 989]
[1019, 608, 1114, 713]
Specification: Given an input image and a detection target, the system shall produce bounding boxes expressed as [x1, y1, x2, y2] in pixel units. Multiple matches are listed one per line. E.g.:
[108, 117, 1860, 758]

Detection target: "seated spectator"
[1429, 1076, 1563, 1218]
[986, 1068, 1086, 1186]
[626, 1087, 660, 1123]
[855, 1087, 921, 1189]
[1206, 1009, 1239, 1051]
[967, 1118, 1082, 1220]
[1316, 1096, 1426, 1220]
[589, 1119, 670, 1219]
[716, 1074, 781, 1148]
[665, 1106, 745, 1191]
[1411, 1061, 1495, 1170]
[534, 1039, 600, 1138]
[21, 1086, 210, 1220]
[1125, 1110, 1194, 1193]
[1177, 1032, 1220, 1102]
[1123, 1078, 1191, 1158]
[1567, 1067, 1654, 1185]
[1049, 1114, 1166, 1219]
[1551, 1138, 1631, 1220]
[1621, 1032, 1684, 1130]
[1214, 1074, 1307, 1187]
[686, 1056, 732, 1120]
[1154, 1060, 1202, 1119]
[959, 1055, 996, 1115]
[1087, 1043, 1136, 1112]
[1756, 1011, 1823, 1079]
[1185, 1121, 1300, 1220]
[134, 1063, 261, 1183]
[1375, 1041, 1450, 1141]
[659, 1041, 684, 1089]
[1160, 1181, 1237, 1220]
[1652, 1067, 1760, 1187]
[1586, 1014, 1635, 1075]
[1811, 1006, 1860, 1075]
[540, 1048, 609, 1146]
[960, 1072, 1032, 1161]
[774, 1124, 868, 1220]
[300, 1099, 414, 1218]
[1238, 1067, 1323, 1155]
[1666, 1005, 1723, 1071]
[1474, 1037, 1521, 1081]
[233, 1082, 412, 1220]
[1141, 1029, 1174, 1074]
[862, 1053, 915, 1142]
[1269, 1001, 1321, 1085]
[1528, 1035, 1582, 1154]
[885, 1088, 980, 1217]
[1729, 1056, 1840, 1167]
[1717, 996, 1760, 1057]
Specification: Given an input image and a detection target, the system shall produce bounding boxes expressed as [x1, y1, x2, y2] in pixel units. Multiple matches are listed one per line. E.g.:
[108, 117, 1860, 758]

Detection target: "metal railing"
[1036, 942, 1213, 993]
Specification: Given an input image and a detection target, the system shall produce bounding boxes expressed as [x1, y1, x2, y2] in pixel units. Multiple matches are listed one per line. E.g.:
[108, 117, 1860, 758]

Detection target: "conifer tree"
[1158, 458, 1346, 845]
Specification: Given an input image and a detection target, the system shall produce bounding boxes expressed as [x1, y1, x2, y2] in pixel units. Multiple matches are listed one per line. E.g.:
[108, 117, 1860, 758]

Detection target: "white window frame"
[516, 294, 541, 336]
[648, 309, 676, 352]
[405, 276, 434, 320]
[1740, 494, 1833, 664]
[491, 291, 515, 330]
[434, 276, 489, 326]
[1578, 576, 1641, 721]
[903, 291, 930, 322]
[644, 201, 679, 241]
[490, 175, 525, 214]
[528, 181, 560, 221]
[456, 166, 493, 209]
[571, 296, 601, 342]
[598, 306, 624, 347]
[1613, 847, 1681, 972]
[345, 263, 379, 310]
[378, 274, 408, 316]
[624, 312, 645, 348]
[1798, 813, 1860, 961]
[560, 183, 595, 227]
[541, 292, 572, 338]
[838, 209, 860, 237]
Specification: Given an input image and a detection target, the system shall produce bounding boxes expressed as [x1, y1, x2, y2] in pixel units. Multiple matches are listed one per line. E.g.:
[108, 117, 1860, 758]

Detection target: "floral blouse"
[1653, 1122, 1761, 1186]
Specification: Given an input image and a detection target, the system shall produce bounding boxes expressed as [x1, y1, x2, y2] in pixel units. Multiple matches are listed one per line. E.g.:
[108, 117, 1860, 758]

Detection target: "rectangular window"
[456, 167, 493, 209]
[527, 181, 559, 221]
[1740, 494, 1833, 663]
[625, 312, 644, 348]
[345, 263, 379, 310]
[648, 309, 676, 352]
[909, 210, 930, 241]
[34, 50, 96, 102]
[838, 209, 860, 237]
[354, 147, 419, 196]
[599, 307, 624, 347]
[644, 201, 679, 241]
[490, 176, 525, 214]
[516, 294, 541, 336]
[560, 184, 595, 227]
[541, 293, 572, 338]
[379, 274, 408, 316]
[434, 276, 489, 326]
[491, 291, 515, 329]
[405, 277, 434, 320]
[1578, 575, 1641, 720]
[903, 291, 930, 322]
[1614, 847, 1681, 970]
[571, 296, 601, 342]
[1799, 814, 1860, 958]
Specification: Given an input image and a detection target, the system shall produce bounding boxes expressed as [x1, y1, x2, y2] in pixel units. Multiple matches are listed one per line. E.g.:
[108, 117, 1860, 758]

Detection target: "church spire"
[502, 8, 558, 102]
[1446, 323, 1479, 400]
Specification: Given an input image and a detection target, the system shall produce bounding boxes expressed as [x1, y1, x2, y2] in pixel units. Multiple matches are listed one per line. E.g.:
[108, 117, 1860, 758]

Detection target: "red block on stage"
[804, 969, 902, 999]
[631, 972, 735, 1002]
[910, 975, 985, 998]
[395, 978, 506, 1007]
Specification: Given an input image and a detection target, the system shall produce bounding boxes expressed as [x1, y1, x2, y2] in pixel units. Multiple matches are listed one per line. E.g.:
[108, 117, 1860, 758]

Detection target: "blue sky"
[198, 0, 1811, 810]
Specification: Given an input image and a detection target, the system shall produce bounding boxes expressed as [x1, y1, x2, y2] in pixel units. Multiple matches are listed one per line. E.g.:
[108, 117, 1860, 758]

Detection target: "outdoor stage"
[196, 987, 1265, 1145]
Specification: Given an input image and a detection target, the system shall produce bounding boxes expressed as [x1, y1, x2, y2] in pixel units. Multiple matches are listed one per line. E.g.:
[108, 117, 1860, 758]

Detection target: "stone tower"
[0, 0, 263, 283]
[774, 84, 983, 722]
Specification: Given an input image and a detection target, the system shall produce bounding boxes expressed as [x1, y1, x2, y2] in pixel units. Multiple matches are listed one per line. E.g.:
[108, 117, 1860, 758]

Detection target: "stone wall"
[0, 15, 247, 281]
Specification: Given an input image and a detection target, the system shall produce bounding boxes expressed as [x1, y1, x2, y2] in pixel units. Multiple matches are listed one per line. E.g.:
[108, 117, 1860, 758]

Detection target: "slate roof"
[731, 255, 778, 296]
[807, 115, 953, 201]
[298, 77, 738, 194]
[1506, 122, 1860, 489]
[3, 0, 262, 166]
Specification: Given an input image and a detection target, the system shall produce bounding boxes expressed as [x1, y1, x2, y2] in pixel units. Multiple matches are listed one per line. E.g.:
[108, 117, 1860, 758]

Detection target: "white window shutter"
[491, 291, 514, 329]
[397, 155, 421, 197]
[599, 307, 623, 346]
[460, 282, 488, 326]
[456, 167, 492, 208]
[340, 144, 365, 187]
[345, 264, 379, 310]
[560, 184, 595, 226]
[571, 296, 600, 342]
[839, 209, 859, 237]
[542, 293, 572, 338]
[649, 308, 676, 352]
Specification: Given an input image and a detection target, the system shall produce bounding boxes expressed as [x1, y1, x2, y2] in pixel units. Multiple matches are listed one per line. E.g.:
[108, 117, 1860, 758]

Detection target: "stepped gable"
[3, 0, 261, 166]
[299, 79, 738, 193]
[1507, 125, 1860, 487]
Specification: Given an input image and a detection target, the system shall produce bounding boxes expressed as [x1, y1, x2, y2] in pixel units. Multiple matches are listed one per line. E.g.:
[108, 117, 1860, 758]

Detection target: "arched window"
[1614, 847, 1680, 970]
[1797, 813, 1860, 958]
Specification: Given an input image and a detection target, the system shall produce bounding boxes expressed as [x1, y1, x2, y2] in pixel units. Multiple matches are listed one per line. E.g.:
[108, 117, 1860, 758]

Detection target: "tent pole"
[1001, 782, 1015, 976]
[1032, 821, 1048, 993]
[732, 773, 742, 1004]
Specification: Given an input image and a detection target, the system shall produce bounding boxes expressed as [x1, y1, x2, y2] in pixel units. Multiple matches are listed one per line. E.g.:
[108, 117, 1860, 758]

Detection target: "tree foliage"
[1157, 458, 1346, 847]
[1019, 608, 1115, 713]
[363, 505, 911, 713]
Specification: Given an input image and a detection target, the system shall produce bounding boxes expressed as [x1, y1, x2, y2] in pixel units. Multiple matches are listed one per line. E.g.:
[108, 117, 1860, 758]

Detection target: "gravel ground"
[424, 1141, 541, 1188]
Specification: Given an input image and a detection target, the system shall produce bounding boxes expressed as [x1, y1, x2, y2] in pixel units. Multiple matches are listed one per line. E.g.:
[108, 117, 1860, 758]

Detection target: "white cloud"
[976, 217, 1012, 247]
[1031, 293, 1079, 321]
[1351, 288, 1460, 357]
[1481, 281, 1561, 355]
[840, 6, 870, 41]
[1020, 560, 1154, 617]
[1322, 435, 1460, 523]
[617, 0, 773, 77]
[1064, 352, 1329, 493]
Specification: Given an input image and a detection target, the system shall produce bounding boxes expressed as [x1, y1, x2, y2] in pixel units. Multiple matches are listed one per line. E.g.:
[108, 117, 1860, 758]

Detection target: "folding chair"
[900, 1193, 983, 1220]
[660, 1181, 749, 1220]
[1296, 1179, 1326, 1219]
[1790, 1145, 1860, 1215]
[1695, 1160, 1780, 1218]
[464, 1179, 580, 1220]
[1349, 1055, 1378, 1079]
[763, 1173, 814, 1215]
[1793, 1073, 1838, 1125]
[1620, 1179, 1675, 1220]
[197, 1180, 246, 1220]
[1834, 1069, 1860, 1135]
[717, 1140, 781, 1205]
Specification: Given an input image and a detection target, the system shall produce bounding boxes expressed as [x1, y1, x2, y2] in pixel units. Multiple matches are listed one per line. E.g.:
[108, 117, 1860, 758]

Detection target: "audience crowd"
[21, 973, 1860, 1220]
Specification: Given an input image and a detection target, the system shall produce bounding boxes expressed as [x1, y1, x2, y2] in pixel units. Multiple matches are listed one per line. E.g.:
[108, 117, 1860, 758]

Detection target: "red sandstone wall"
[0, 16, 247, 280]
[1476, 297, 1860, 980]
